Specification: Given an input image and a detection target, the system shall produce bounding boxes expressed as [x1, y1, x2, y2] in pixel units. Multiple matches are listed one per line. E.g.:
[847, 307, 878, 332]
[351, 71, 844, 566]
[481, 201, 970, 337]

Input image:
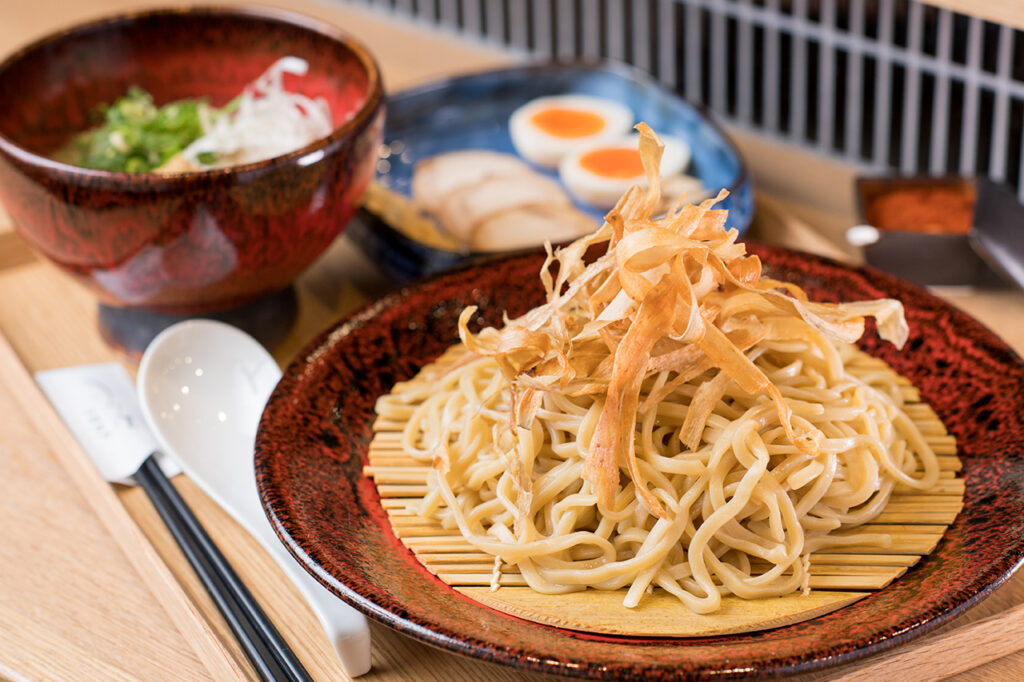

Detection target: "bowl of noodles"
[255, 131, 1024, 677]
[0, 6, 382, 314]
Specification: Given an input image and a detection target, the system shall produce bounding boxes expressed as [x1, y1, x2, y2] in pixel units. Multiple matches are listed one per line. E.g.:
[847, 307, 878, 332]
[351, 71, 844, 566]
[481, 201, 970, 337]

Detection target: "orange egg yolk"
[530, 108, 606, 138]
[579, 148, 645, 179]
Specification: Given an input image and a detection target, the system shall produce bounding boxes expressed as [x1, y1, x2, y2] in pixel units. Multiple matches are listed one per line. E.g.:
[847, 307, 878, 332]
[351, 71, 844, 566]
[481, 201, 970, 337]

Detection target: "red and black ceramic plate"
[255, 243, 1024, 680]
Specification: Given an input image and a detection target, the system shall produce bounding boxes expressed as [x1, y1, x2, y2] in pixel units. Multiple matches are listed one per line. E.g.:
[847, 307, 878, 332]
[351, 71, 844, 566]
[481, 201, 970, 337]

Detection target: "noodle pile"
[375, 125, 940, 613]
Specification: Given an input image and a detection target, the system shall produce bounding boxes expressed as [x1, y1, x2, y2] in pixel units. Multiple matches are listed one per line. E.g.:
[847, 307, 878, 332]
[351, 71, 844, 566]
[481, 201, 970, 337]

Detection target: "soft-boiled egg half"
[558, 135, 692, 210]
[509, 95, 634, 168]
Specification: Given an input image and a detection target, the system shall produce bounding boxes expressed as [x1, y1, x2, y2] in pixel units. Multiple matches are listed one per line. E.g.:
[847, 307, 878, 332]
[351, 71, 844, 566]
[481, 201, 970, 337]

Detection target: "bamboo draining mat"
[367, 346, 962, 636]
[3, 2, 1024, 680]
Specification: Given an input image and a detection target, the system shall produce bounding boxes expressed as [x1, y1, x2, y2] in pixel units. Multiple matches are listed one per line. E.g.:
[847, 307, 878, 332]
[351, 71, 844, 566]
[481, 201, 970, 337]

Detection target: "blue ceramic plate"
[348, 61, 754, 281]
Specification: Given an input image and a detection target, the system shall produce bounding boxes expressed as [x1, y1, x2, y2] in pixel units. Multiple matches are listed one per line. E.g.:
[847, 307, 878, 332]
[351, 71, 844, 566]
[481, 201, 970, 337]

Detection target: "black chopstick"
[135, 455, 311, 682]
[134, 456, 283, 681]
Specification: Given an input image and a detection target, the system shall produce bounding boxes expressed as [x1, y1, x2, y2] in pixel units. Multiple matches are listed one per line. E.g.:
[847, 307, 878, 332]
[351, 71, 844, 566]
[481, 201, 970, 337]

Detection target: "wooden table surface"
[2, 2, 1024, 680]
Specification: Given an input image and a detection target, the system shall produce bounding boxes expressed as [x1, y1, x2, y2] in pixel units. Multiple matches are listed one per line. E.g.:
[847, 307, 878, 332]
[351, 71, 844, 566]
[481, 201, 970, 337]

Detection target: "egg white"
[558, 134, 692, 210]
[509, 95, 634, 168]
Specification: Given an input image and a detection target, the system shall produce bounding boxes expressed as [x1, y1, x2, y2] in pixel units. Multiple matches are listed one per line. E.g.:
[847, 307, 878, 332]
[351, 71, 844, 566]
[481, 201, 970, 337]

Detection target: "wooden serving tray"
[0, 330, 243, 680]
[3, 205, 1024, 681]
[3, 0, 1024, 670]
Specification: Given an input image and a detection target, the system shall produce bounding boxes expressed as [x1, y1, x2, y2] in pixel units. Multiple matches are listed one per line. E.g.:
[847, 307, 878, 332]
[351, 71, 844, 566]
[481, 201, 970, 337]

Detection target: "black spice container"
[848, 176, 1023, 290]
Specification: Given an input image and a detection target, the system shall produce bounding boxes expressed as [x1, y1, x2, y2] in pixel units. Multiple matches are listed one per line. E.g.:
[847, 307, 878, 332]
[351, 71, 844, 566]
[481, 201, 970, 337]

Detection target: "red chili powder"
[865, 184, 976, 235]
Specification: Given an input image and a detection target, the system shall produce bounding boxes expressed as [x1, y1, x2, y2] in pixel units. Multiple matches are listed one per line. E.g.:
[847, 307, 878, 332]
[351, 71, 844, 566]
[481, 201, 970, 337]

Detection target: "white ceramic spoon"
[137, 319, 372, 678]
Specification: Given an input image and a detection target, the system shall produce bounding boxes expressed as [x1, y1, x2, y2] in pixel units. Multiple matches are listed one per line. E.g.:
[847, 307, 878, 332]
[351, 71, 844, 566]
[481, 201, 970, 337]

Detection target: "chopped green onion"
[60, 86, 213, 172]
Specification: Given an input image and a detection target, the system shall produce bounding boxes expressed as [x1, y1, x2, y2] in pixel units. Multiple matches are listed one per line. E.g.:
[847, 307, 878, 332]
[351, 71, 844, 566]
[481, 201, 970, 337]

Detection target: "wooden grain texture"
[0, 221, 37, 271]
[0, 0, 1023, 679]
[0, 331, 243, 681]
[832, 602, 1024, 682]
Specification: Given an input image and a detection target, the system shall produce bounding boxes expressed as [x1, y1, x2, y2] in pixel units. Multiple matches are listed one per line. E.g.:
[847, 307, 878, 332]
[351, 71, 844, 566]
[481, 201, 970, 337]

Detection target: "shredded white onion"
[182, 56, 335, 168]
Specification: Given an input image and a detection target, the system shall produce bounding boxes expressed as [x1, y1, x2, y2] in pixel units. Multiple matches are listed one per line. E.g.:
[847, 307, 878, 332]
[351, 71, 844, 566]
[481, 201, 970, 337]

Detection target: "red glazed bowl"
[0, 6, 383, 313]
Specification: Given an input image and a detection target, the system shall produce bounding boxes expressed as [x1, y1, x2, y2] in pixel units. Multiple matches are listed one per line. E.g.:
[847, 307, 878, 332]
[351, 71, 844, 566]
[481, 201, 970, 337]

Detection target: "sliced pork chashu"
[470, 205, 595, 251]
[411, 150, 533, 214]
[411, 149, 598, 250]
[438, 173, 574, 241]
